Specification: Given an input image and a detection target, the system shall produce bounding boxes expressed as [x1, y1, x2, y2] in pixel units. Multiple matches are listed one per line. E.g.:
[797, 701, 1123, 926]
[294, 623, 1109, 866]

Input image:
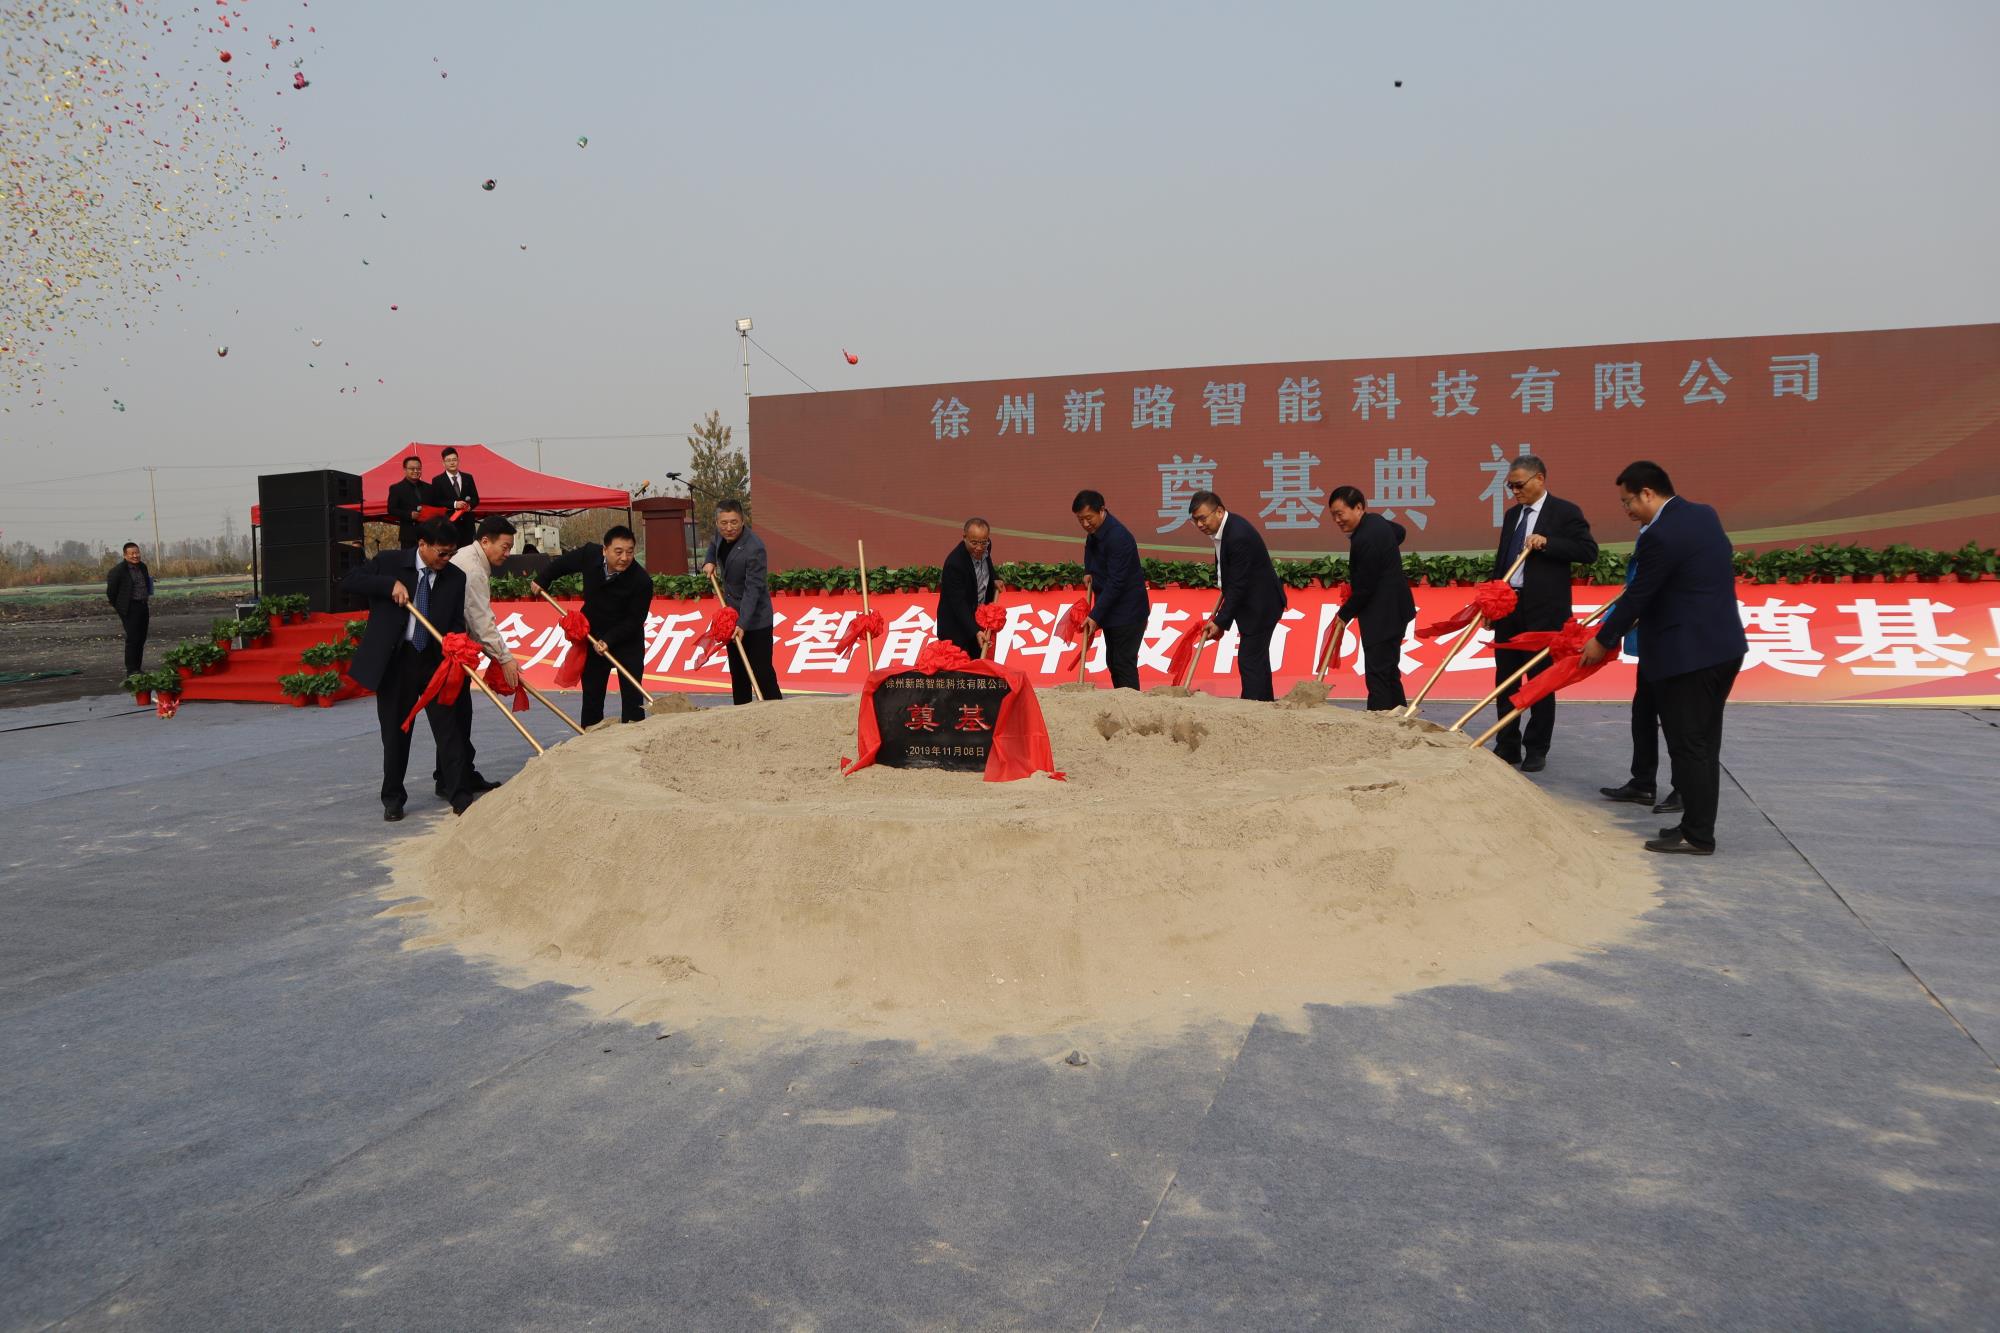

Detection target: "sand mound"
[386, 692, 1655, 1042]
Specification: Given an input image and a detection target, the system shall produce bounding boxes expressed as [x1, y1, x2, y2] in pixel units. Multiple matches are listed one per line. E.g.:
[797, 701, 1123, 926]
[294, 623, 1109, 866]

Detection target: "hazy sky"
[6, 0, 1997, 546]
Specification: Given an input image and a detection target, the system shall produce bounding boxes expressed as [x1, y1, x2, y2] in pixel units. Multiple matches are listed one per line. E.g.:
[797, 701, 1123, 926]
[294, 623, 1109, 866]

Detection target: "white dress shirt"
[450, 544, 514, 664]
[1508, 495, 1546, 588]
[1211, 511, 1229, 589]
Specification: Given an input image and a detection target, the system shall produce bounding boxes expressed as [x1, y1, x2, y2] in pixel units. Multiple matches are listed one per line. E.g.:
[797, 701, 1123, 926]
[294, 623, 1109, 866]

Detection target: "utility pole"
[532, 437, 543, 471]
[146, 466, 161, 557]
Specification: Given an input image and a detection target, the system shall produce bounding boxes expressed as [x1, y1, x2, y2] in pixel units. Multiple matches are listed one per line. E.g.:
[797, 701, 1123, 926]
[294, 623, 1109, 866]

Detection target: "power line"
[746, 335, 817, 392]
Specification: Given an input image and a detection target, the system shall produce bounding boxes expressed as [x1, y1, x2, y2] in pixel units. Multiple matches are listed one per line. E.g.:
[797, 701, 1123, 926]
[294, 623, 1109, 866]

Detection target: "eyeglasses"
[1505, 480, 1531, 492]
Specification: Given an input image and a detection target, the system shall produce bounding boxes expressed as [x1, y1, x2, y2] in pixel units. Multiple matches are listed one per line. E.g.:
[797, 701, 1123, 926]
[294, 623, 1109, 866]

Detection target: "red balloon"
[843, 349, 859, 365]
[218, 50, 232, 63]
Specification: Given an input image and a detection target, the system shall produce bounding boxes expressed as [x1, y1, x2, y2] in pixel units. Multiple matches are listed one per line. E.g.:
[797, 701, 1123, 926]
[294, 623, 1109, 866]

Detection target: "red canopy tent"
[359, 443, 629, 518]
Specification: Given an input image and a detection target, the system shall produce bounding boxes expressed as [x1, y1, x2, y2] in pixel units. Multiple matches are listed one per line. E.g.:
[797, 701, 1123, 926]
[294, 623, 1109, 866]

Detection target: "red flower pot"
[315, 695, 336, 708]
[177, 666, 196, 682]
[134, 690, 152, 705]
[287, 695, 309, 707]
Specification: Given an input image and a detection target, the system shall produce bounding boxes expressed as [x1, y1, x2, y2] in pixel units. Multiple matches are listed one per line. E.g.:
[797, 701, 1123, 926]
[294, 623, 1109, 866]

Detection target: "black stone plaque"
[870, 669, 1012, 772]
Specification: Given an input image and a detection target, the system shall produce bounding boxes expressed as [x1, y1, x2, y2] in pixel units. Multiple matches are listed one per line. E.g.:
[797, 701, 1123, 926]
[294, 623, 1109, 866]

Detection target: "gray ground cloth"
[2, 697, 1996, 1331]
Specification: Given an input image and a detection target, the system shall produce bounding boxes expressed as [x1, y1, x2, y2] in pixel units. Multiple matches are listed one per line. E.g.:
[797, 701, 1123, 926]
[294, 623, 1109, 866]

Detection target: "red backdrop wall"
[747, 323, 2000, 568]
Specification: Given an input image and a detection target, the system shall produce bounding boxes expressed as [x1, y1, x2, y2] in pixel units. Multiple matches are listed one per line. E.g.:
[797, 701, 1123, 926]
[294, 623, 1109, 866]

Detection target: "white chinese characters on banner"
[931, 396, 970, 440]
[1431, 369, 1479, 417]
[1373, 448, 1435, 530]
[1204, 381, 1247, 427]
[1062, 388, 1104, 433]
[1478, 442, 1531, 526]
[1738, 598, 1825, 677]
[995, 393, 1035, 436]
[1157, 455, 1218, 534]
[1259, 451, 1322, 530]
[1277, 376, 1323, 424]
[1132, 385, 1175, 430]
[1679, 357, 1731, 405]
[1770, 353, 1820, 401]
[1834, 599, 1972, 676]
[1510, 365, 1560, 413]
[1351, 372, 1399, 421]
[1593, 361, 1644, 411]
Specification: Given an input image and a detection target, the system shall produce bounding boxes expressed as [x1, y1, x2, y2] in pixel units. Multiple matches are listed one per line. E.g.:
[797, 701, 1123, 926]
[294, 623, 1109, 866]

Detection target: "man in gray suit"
[701, 498, 782, 703]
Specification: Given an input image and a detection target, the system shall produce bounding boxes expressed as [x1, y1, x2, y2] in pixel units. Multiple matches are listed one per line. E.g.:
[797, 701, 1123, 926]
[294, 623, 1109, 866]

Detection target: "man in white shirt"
[439, 514, 520, 795]
[1487, 455, 1598, 770]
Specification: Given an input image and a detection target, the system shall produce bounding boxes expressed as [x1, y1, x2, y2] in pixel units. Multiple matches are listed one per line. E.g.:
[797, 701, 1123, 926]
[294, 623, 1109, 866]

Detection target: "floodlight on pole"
[736, 317, 752, 397]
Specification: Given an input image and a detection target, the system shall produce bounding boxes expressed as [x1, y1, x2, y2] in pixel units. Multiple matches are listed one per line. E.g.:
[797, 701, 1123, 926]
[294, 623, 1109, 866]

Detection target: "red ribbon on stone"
[1509, 651, 1613, 712]
[1417, 580, 1519, 637]
[974, 604, 1007, 632]
[913, 639, 974, 674]
[1493, 616, 1594, 658]
[402, 631, 481, 732]
[834, 609, 885, 662]
[552, 608, 592, 687]
[484, 659, 531, 712]
[694, 606, 739, 659]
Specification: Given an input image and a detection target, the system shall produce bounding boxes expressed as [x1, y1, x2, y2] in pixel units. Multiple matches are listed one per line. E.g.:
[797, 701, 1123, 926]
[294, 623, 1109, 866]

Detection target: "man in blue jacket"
[1599, 514, 1679, 817]
[1583, 461, 1747, 856]
[1072, 489, 1150, 690]
[1189, 490, 1287, 700]
[1327, 485, 1416, 710]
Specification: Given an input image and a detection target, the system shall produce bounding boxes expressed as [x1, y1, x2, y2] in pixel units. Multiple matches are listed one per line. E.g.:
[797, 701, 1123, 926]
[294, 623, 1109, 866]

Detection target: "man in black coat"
[386, 454, 436, 549]
[1583, 461, 1749, 856]
[1488, 454, 1599, 771]
[1189, 491, 1287, 701]
[105, 542, 154, 674]
[1326, 485, 1415, 710]
[1073, 490, 1150, 690]
[430, 446, 480, 547]
[340, 517, 473, 820]
[935, 518, 997, 659]
[533, 524, 653, 724]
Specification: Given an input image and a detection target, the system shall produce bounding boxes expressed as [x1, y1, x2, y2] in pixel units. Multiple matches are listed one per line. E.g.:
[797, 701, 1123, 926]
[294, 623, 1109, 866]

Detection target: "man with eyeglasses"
[1488, 455, 1598, 771]
[1188, 490, 1287, 701]
[936, 517, 998, 658]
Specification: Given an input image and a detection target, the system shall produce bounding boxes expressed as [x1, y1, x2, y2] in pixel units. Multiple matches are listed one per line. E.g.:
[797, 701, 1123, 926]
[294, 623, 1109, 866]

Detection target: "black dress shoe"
[1653, 791, 1683, 814]
[1646, 829, 1713, 856]
[383, 803, 405, 823]
[1520, 752, 1547, 773]
[468, 773, 502, 793]
[1493, 746, 1523, 766]
[451, 793, 475, 816]
[1600, 782, 1657, 803]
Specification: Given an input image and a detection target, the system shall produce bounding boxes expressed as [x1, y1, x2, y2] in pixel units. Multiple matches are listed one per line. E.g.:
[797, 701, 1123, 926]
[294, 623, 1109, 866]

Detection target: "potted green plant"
[300, 640, 345, 672]
[123, 671, 155, 704]
[305, 670, 342, 706]
[1910, 547, 1953, 582]
[239, 610, 272, 646]
[210, 616, 245, 650]
[164, 639, 223, 679]
[277, 671, 316, 707]
[1948, 540, 1995, 582]
[1876, 544, 1921, 582]
[149, 668, 182, 707]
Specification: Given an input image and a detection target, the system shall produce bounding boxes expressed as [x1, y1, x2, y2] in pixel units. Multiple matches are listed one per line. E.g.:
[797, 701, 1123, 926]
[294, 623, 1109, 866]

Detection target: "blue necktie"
[1501, 510, 1524, 571]
[408, 569, 431, 643]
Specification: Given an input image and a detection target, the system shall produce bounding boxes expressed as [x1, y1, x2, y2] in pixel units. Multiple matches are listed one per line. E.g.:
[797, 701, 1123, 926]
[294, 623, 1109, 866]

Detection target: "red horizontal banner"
[749, 322, 2000, 566]
[489, 582, 2000, 707]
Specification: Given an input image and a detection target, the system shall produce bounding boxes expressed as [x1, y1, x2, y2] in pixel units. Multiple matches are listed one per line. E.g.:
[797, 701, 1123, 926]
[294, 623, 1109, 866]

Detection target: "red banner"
[747, 323, 2000, 567]
[489, 582, 2000, 707]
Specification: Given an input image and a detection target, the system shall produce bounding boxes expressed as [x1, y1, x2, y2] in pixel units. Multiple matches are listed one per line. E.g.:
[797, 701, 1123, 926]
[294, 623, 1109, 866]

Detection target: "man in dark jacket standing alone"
[935, 518, 997, 659]
[105, 542, 153, 674]
[1487, 454, 1599, 771]
[1188, 491, 1287, 701]
[1072, 490, 1149, 690]
[533, 525, 653, 725]
[1326, 486, 1416, 710]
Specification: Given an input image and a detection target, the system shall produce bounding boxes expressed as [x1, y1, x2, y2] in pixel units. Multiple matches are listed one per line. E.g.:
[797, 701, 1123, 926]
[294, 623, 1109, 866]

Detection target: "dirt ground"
[0, 588, 247, 709]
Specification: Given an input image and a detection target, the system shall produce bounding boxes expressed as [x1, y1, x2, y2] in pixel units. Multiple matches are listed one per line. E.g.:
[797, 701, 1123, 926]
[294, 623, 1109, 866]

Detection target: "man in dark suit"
[1584, 461, 1748, 856]
[1072, 489, 1150, 690]
[702, 500, 782, 704]
[1189, 491, 1288, 701]
[105, 542, 154, 674]
[386, 454, 436, 549]
[935, 518, 997, 659]
[1326, 485, 1415, 710]
[430, 446, 480, 546]
[1488, 454, 1599, 771]
[1599, 516, 1679, 816]
[534, 524, 654, 724]
[340, 517, 473, 820]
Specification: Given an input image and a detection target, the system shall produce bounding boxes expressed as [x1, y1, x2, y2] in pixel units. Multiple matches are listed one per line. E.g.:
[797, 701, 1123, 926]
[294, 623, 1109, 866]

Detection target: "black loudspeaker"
[258, 469, 362, 510]
[262, 504, 364, 544]
[257, 470, 366, 613]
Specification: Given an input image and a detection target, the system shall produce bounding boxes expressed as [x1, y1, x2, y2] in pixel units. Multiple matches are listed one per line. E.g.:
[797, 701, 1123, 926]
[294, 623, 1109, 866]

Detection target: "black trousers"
[726, 626, 783, 705]
[119, 604, 150, 674]
[583, 634, 649, 724]
[1492, 647, 1555, 755]
[436, 688, 481, 788]
[1630, 672, 1661, 788]
[375, 641, 467, 806]
[1360, 627, 1406, 711]
[1653, 657, 1741, 849]
[1101, 620, 1143, 691]
[1234, 613, 1278, 702]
